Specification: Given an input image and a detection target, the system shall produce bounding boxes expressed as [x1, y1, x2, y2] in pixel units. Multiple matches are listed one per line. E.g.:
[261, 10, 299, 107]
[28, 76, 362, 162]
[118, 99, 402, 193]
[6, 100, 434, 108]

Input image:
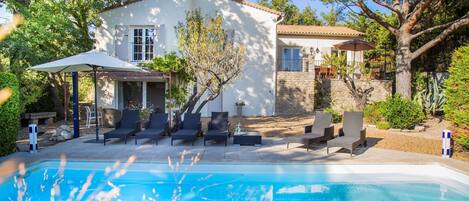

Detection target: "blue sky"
[292, 0, 330, 13]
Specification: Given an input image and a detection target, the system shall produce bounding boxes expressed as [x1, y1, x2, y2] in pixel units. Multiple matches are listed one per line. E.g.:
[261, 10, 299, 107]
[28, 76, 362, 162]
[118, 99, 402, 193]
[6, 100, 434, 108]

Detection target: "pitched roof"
[102, 0, 282, 16]
[277, 25, 366, 37]
[233, 0, 282, 16]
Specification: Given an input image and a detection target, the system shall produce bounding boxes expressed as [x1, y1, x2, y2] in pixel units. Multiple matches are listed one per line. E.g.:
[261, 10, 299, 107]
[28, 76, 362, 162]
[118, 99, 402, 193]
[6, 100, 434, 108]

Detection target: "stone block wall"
[328, 79, 392, 112]
[275, 72, 315, 115]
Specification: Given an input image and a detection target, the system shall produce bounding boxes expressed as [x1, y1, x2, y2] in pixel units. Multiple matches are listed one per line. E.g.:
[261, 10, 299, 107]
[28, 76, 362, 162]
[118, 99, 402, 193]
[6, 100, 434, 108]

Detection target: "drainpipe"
[272, 14, 284, 116]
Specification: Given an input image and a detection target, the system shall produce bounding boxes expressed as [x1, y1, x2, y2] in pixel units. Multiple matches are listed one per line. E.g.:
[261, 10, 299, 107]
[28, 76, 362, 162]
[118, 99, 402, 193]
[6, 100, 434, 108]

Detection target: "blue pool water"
[1, 161, 468, 201]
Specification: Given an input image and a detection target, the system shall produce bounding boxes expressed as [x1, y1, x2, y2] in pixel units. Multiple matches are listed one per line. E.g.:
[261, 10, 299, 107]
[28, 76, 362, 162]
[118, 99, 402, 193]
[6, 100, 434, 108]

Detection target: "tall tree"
[345, 11, 397, 67]
[321, 6, 344, 26]
[301, 6, 322, 25]
[258, 0, 322, 25]
[175, 10, 245, 117]
[1, 0, 117, 116]
[325, 0, 469, 99]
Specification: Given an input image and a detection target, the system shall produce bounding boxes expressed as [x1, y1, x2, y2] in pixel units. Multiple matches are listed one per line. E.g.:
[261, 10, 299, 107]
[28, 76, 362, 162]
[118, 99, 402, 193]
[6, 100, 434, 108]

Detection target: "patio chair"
[326, 111, 367, 157]
[103, 109, 140, 145]
[84, 105, 102, 128]
[171, 113, 201, 146]
[204, 112, 230, 146]
[134, 113, 168, 145]
[287, 112, 334, 151]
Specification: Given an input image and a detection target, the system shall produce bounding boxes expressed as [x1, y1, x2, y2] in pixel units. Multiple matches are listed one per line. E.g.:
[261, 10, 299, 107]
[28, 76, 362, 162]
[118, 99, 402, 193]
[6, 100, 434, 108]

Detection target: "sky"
[292, 0, 330, 13]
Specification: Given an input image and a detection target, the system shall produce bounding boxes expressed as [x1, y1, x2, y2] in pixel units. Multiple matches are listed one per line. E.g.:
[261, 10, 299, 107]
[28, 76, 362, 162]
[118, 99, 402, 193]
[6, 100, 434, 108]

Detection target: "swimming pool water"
[1, 161, 468, 201]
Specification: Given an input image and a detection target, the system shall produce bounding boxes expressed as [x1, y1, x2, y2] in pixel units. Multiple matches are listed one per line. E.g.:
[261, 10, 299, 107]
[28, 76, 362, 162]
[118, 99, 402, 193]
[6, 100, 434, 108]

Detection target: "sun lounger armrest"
[324, 125, 334, 140]
[304, 125, 313, 134]
[360, 128, 366, 141]
[208, 121, 213, 130]
[134, 121, 141, 131]
[144, 121, 150, 129]
[338, 128, 344, 137]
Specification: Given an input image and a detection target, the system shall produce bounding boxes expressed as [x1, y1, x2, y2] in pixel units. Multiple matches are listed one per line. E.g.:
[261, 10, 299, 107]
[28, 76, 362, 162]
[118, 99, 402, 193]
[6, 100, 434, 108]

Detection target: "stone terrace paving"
[2, 133, 469, 175]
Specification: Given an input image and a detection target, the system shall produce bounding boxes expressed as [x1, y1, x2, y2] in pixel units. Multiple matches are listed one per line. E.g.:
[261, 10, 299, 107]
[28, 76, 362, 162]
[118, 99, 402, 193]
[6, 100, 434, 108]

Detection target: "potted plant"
[235, 101, 245, 117]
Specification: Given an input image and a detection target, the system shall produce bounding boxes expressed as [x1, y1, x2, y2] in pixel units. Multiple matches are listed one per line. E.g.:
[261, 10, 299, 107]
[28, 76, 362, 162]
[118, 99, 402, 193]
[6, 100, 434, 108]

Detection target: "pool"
[1, 160, 468, 201]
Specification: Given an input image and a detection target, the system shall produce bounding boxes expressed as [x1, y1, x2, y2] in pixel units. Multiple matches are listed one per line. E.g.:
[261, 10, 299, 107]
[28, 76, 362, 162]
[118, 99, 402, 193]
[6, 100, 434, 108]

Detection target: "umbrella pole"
[93, 67, 99, 141]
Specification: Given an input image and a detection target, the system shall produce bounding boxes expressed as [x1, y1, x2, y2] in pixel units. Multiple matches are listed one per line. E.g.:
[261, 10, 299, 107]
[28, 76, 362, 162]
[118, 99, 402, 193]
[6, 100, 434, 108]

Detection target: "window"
[282, 48, 302, 71]
[132, 28, 155, 61]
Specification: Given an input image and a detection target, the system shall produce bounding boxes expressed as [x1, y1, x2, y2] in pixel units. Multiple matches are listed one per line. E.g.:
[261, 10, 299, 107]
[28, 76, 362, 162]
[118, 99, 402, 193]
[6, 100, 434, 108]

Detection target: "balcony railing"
[279, 59, 392, 80]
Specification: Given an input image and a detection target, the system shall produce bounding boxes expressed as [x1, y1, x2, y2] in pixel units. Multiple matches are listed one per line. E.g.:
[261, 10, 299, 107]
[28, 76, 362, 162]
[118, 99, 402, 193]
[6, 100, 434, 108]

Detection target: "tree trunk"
[395, 34, 413, 99]
[48, 74, 65, 119]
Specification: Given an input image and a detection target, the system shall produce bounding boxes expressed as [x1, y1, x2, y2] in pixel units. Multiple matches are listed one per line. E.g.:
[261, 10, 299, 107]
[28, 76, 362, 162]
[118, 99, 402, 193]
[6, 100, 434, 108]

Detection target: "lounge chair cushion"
[206, 130, 228, 136]
[342, 112, 363, 138]
[327, 137, 360, 148]
[105, 129, 135, 137]
[307, 127, 325, 135]
[312, 112, 332, 129]
[135, 129, 165, 138]
[119, 110, 140, 129]
[148, 113, 168, 129]
[182, 113, 201, 129]
[172, 129, 198, 141]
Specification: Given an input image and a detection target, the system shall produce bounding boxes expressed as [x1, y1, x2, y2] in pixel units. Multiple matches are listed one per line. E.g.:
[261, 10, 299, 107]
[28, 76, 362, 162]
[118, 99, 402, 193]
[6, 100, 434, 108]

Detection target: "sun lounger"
[287, 112, 334, 151]
[327, 111, 367, 157]
[171, 113, 201, 146]
[135, 113, 168, 145]
[204, 112, 230, 146]
[104, 109, 140, 145]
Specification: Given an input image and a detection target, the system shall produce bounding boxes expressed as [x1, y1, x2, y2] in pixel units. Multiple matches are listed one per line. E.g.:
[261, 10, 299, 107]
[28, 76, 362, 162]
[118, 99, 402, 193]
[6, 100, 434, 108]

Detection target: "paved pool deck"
[2, 134, 469, 175]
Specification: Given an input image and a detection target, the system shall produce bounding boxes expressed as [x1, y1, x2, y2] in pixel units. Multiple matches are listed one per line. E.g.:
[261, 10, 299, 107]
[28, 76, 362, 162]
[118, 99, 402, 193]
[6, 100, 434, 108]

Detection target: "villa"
[94, 0, 369, 117]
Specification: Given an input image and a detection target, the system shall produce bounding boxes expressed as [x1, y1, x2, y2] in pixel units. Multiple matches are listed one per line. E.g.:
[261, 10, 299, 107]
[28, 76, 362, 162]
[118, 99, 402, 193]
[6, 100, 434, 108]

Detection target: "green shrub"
[324, 107, 342, 123]
[0, 72, 20, 156]
[455, 135, 469, 151]
[364, 102, 385, 124]
[381, 95, 425, 129]
[376, 121, 390, 130]
[444, 45, 469, 128]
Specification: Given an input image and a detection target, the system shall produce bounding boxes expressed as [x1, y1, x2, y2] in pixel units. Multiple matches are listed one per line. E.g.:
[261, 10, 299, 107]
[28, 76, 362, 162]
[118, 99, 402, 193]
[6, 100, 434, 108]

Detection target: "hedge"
[444, 45, 469, 128]
[0, 72, 20, 156]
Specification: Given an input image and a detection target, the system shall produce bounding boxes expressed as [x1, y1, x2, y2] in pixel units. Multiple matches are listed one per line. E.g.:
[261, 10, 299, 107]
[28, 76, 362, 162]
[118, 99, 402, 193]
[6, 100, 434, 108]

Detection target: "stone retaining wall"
[328, 79, 392, 112]
[275, 72, 315, 115]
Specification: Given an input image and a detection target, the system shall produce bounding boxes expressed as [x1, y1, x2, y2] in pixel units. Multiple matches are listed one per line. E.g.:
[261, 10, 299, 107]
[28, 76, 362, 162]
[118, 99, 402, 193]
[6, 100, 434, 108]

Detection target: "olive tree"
[175, 10, 245, 117]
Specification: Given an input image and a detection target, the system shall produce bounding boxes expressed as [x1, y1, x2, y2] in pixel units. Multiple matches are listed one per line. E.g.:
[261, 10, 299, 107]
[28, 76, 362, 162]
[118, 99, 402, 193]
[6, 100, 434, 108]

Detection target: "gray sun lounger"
[204, 112, 230, 146]
[135, 113, 168, 145]
[287, 112, 334, 151]
[327, 111, 367, 157]
[104, 109, 140, 145]
[171, 113, 201, 146]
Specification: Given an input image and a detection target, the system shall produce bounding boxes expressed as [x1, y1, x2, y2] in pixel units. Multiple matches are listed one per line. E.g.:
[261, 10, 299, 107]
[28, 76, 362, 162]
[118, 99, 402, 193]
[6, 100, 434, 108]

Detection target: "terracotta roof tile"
[233, 0, 282, 16]
[102, 0, 282, 16]
[277, 25, 366, 37]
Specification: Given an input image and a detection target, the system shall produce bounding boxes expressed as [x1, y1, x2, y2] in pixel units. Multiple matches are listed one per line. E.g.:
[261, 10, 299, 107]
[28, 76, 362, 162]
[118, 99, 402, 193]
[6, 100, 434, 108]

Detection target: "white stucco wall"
[277, 35, 364, 64]
[96, 78, 116, 108]
[193, 0, 278, 117]
[95, 0, 191, 58]
[94, 0, 278, 117]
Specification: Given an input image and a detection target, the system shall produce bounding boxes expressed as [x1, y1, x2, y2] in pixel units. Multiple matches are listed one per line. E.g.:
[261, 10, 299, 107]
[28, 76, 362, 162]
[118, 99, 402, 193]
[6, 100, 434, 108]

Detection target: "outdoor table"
[233, 131, 262, 146]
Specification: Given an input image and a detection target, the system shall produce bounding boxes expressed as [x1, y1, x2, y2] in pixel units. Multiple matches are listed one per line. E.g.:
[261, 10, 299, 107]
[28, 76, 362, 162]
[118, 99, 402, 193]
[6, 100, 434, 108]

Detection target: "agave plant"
[413, 75, 446, 115]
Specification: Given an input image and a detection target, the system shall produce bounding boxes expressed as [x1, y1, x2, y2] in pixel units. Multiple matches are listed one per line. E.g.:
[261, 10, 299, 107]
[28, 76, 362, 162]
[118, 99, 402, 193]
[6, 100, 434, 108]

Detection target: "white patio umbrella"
[29, 50, 144, 142]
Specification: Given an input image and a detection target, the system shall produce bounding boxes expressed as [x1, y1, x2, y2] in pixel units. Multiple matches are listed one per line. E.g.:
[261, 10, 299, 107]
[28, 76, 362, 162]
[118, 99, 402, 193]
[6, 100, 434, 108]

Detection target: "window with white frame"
[282, 47, 302, 71]
[132, 28, 156, 61]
